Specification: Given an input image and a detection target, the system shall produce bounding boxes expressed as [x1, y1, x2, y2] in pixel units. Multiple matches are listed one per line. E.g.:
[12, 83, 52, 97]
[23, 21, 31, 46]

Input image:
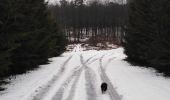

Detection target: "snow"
[0, 57, 67, 100]
[72, 44, 84, 52]
[0, 44, 170, 100]
[69, 37, 89, 43]
[72, 70, 86, 100]
[103, 48, 170, 100]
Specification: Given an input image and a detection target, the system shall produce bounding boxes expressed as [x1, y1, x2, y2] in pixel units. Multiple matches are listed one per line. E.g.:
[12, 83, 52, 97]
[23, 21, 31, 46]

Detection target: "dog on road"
[101, 82, 107, 93]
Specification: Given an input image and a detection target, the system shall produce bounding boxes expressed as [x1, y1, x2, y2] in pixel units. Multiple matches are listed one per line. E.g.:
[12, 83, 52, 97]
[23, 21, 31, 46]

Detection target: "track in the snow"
[81, 53, 122, 100]
[80, 55, 98, 100]
[99, 54, 122, 100]
[33, 49, 121, 100]
[45, 54, 101, 100]
[52, 66, 83, 100]
[32, 56, 73, 100]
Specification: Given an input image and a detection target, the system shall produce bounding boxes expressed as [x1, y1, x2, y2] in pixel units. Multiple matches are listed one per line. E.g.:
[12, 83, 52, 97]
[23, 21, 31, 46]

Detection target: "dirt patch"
[66, 43, 119, 52]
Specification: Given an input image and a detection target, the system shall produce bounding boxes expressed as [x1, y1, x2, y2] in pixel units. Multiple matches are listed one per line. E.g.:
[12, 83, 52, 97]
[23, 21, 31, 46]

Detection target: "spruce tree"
[10, 0, 66, 74]
[0, 0, 66, 77]
[124, 0, 170, 75]
[147, 0, 170, 74]
[0, 0, 19, 77]
[124, 0, 153, 64]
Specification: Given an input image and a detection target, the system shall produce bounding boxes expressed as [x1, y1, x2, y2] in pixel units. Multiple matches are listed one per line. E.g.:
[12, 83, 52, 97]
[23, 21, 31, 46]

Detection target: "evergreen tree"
[124, 0, 153, 64]
[147, 0, 170, 74]
[10, 0, 66, 74]
[124, 0, 170, 75]
[0, 0, 66, 77]
[0, 0, 19, 77]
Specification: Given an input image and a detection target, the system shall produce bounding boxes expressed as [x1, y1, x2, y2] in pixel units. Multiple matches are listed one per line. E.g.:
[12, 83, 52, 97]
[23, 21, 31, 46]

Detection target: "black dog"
[101, 82, 107, 93]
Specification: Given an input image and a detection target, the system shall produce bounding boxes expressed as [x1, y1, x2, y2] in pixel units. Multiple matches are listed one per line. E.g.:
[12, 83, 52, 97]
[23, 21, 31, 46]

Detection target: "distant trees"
[124, 0, 170, 76]
[0, 0, 66, 77]
[50, 0, 127, 44]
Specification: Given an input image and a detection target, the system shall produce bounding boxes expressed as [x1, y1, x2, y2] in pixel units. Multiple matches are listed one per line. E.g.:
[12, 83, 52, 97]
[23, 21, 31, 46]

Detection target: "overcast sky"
[46, 0, 126, 5]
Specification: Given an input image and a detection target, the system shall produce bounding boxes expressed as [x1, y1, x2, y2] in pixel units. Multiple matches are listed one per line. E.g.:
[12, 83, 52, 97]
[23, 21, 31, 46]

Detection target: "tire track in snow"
[99, 55, 122, 100]
[84, 54, 98, 64]
[52, 66, 83, 100]
[80, 55, 98, 100]
[86, 53, 109, 65]
[85, 68, 98, 100]
[65, 68, 83, 100]
[65, 54, 101, 100]
[52, 54, 100, 100]
[32, 56, 73, 100]
[87, 58, 100, 65]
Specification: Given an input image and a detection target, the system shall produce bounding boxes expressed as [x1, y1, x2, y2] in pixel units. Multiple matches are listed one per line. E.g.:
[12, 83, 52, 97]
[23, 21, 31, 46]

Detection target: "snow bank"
[0, 56, 67, 100]
[105, 48, 170, 100]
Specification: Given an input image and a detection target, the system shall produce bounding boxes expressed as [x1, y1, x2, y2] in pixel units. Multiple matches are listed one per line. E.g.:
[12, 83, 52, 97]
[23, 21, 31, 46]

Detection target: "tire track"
[65, 69, 83, 100]
[99, 56, 122, 100]
[80, 55, 98, 100]
[85, 67, 98, 100]
[52, 67, 83, 100]
[87, 58, 100, 65]
[32, 56, 73, 100]
[85, 54, 104, 65]
[84, 54, 98, 64]
[64, 54, 100, 100]
[52, 54, 101, 100]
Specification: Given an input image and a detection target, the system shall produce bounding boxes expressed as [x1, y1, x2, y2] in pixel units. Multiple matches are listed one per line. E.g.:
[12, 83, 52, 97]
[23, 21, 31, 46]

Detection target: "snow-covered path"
[1, 44, 170, 100]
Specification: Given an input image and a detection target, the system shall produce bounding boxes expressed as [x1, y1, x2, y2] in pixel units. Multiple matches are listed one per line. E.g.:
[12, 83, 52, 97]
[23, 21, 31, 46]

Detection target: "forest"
[48, 0, 127, 44]
[0, 0, 66, 79]
[0, 0, 170, 84]
[124, 0, 170, 76]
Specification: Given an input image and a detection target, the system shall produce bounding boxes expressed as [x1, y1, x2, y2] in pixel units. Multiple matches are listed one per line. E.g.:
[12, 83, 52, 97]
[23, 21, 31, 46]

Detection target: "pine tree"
[147, 0, 170, 74]
[0, 0, 19, 77]
[0, 0, 67, 77]
[124, 0, 153, 64]
[124, 0, 170, 75]
[10, 0, 66, 74]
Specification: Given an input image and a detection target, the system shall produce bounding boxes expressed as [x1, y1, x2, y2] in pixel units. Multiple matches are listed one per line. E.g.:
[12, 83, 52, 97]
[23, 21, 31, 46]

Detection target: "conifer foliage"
[124, 0, 170, 76]
[52, 0, 127, 44]
[0, 0, 66, 77]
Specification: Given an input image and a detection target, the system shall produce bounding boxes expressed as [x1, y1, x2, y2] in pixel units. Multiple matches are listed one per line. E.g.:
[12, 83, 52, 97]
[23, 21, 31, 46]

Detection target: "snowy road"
[1, 44, 170, 100]
[32, 45, 121, 100]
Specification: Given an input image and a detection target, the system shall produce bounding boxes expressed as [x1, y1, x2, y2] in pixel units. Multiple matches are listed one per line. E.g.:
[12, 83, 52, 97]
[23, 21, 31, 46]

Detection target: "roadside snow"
[0, 56, 68, 100]
[104, 48, 170, 100]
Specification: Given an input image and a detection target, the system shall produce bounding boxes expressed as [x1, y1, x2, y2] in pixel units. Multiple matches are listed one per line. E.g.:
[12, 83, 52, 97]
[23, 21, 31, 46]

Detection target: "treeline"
[0, 0, 66, 78]
[49, 0, 127, 44]
[124, 0, 170, 76]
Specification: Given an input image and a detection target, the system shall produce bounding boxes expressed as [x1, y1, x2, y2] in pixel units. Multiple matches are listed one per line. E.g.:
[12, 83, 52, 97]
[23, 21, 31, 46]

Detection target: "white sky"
[46, 0, 126, 5]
